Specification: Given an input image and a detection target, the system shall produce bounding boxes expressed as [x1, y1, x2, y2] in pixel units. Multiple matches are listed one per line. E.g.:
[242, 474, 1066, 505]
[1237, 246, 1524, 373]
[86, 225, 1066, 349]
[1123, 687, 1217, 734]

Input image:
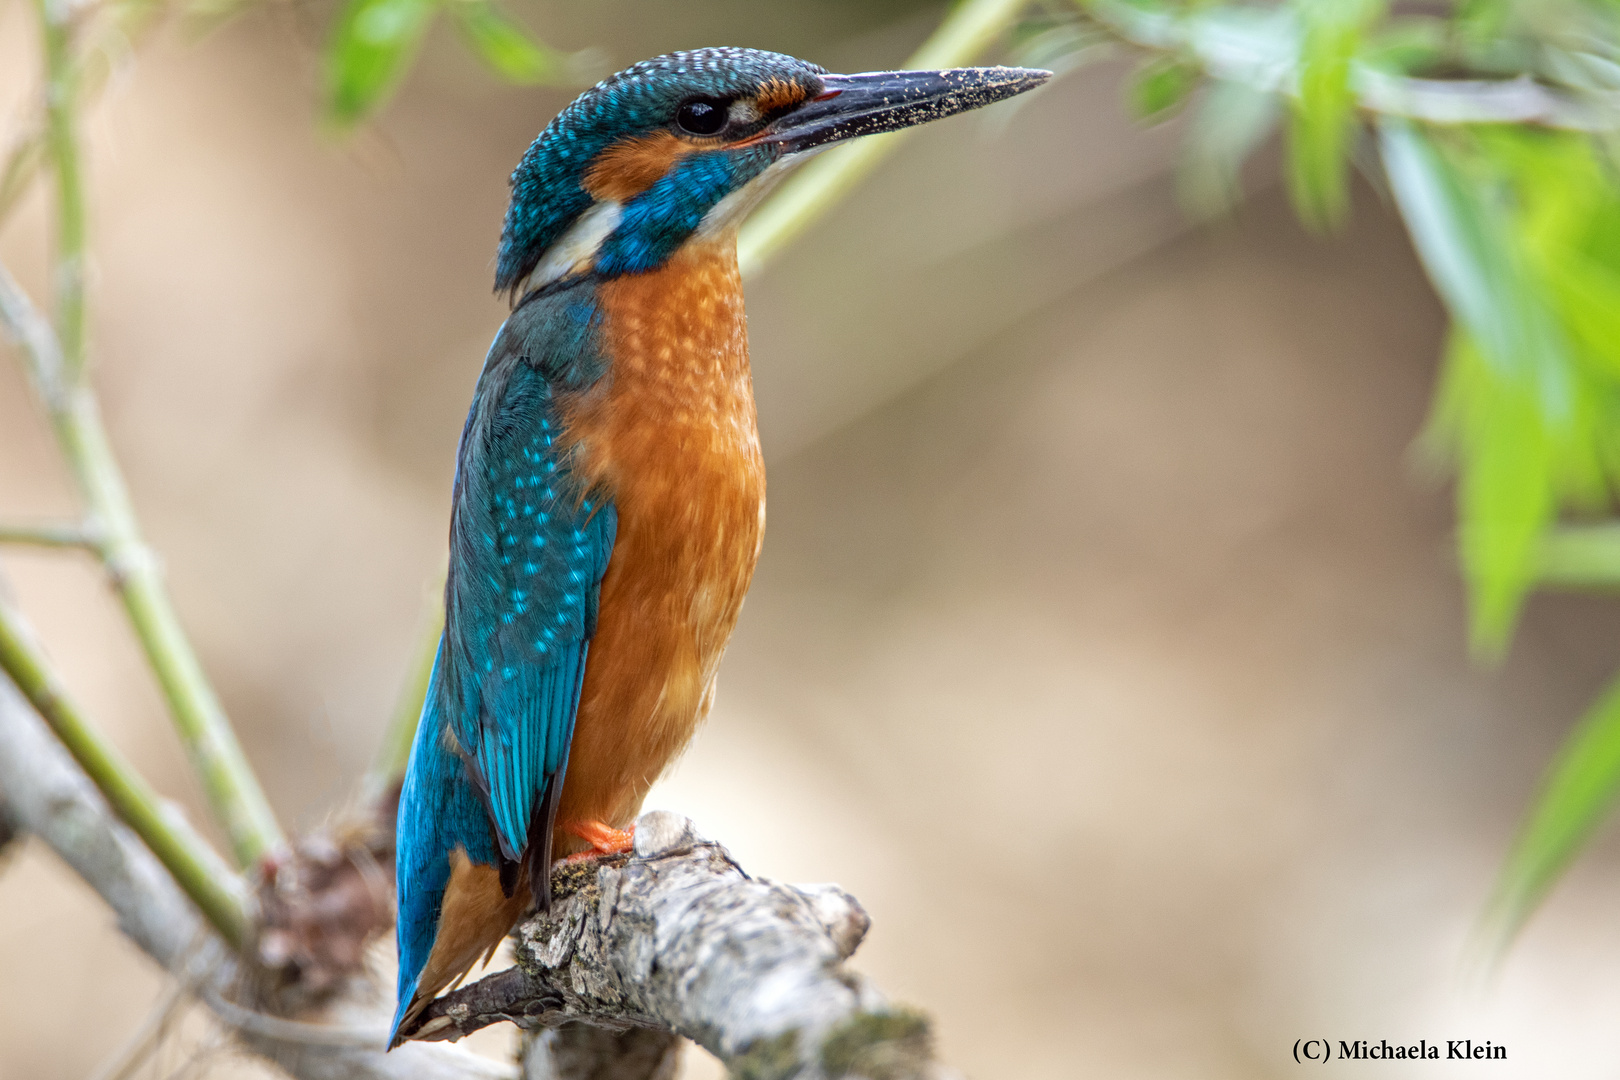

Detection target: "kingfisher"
[389, 47, 1048, 1045]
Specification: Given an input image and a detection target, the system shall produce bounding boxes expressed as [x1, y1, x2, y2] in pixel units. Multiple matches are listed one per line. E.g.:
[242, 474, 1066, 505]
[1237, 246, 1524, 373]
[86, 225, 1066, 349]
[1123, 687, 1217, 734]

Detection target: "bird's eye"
[675, 98, 728, 136]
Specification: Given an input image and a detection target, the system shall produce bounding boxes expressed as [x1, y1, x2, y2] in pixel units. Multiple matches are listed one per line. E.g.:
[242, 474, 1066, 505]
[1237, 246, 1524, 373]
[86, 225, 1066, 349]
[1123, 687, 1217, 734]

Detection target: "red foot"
[560, 820, 635, 862]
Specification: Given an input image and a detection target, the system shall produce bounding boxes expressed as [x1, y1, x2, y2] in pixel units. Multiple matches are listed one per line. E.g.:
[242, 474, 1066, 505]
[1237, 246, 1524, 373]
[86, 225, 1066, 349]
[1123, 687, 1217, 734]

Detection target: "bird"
[388, 46, 1049, 1046]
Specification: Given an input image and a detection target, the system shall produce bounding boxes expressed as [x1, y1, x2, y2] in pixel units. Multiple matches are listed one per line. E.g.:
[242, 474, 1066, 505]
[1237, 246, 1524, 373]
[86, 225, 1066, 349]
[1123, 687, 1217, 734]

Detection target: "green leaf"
[1009, 9, 1113, 74]
[1538, 523, 1620, 589]
[1177, 77, 1279, 218]
[1286, 0, 1382, 229]
[1380, 120, 1581, 655]
[447, 1, 563, 84]
[1358, 15, 1445, 75]
[324, 0, 437, 126]
[1446, 333, 1559, 653]
[1486, 669, 1620, 951]
[1128, 55, 1197, 122]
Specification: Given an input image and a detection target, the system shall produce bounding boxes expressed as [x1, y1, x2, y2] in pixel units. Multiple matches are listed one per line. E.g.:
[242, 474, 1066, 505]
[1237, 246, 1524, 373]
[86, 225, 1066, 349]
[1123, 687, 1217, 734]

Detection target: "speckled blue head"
[494, 48, 1051, 299]
[496, 48, 824, 293]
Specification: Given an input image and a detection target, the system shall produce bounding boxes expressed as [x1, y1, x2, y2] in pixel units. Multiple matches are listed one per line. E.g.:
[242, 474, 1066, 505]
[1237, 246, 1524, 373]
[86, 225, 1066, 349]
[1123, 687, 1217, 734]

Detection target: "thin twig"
[0, 681, 522, 1080]
[0, 259, 68, 408]
[3, 0, 173, 233]
[86, 975, 192, 1080]
[0, 518, 101, 549]
[1084, 0, 1620, 131]
[6, 0, 285, 865]
[37, 0, 89, 383]
[0, 583, 251, 947]
[360, 566, 443, 809]
[0, 257, 284, 866]
[0, 129, 46, 227]
[200, 989, 389, 1048]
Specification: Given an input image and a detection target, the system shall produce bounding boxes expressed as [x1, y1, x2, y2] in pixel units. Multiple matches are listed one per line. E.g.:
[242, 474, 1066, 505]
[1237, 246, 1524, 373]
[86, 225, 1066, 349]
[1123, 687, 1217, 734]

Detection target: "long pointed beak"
[764, 66, 1051, 153]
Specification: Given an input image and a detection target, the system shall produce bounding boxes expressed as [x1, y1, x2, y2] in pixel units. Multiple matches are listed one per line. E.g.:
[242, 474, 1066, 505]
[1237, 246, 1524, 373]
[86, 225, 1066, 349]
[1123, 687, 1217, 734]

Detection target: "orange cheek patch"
[583, 132, 697, 202]
[754, 78, 808, 115]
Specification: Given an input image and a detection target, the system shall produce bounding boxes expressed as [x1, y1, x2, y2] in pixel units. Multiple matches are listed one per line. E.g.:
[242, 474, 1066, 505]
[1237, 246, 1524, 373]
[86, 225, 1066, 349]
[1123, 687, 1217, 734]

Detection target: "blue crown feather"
[495, 47, 826, 293]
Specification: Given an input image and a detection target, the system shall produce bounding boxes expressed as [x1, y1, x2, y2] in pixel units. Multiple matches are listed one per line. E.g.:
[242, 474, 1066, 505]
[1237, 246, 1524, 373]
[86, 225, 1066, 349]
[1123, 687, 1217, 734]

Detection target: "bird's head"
[495, 46, 1048, 301]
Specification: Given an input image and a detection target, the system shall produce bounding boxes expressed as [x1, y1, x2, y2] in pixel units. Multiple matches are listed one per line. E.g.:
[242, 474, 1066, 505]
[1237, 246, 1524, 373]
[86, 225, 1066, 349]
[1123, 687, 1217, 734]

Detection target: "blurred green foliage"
[1129, 55, 1198, 119]
[324, 0, 581, 125]
[1023, 0, 1620, 951]
[326, 0, 439, 125]
[1488, 669, 1620, 948]
[1289, 0, 1382, 227]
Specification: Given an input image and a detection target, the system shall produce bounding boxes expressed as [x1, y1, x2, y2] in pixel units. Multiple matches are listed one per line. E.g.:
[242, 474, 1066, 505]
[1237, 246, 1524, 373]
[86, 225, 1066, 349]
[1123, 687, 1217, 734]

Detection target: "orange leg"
[560, 820, 636, 862]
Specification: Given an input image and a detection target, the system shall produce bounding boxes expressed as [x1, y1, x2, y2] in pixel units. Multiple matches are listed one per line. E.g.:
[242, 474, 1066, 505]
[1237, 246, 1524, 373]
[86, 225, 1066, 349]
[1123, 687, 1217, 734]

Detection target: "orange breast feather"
[554, 236, 765, 847]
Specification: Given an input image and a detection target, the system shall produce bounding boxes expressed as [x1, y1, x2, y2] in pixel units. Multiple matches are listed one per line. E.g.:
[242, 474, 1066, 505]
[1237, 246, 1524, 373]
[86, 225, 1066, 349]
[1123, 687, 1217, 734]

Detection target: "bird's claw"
[560, 820, 635, 861]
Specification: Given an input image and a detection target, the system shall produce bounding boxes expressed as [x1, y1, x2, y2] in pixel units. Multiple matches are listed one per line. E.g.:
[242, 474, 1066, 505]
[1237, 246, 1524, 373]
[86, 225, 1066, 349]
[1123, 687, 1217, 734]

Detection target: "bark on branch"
[411, 812, 950, 1079]
[0, 678, 513, 1080]
[0, 676, 952, 1078]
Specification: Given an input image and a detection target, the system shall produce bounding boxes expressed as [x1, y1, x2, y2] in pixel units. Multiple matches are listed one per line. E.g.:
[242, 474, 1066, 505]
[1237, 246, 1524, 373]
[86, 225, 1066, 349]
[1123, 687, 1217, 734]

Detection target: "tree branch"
[0, 584, 251, 947]
[0, 518, 101, 550]
[0, 677, 941, 1078]
[0, 257, 284, 865]
[0, 676, 520, 1080]
[411, 812, 950, 1080]
[522, 1024, 681, 1080]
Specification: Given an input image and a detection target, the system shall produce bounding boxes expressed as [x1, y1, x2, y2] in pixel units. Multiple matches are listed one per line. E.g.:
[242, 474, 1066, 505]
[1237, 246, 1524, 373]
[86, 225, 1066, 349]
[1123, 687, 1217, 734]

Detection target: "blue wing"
[392, 285, 613, 1043]
[441, 349, 615, 865]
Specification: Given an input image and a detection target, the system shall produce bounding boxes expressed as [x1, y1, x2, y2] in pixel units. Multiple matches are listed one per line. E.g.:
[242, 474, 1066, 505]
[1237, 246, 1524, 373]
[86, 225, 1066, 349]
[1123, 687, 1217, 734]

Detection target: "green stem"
[65, 391, 285, 864]
[11, 1, 286, 867]
[736, 0, 1035, 276]
[361, 572, 443, 808]
[38, 0, 86, 382]
[0, 130, 46, 229]
[1537, 524, 1620, 589]
[0, 519, 99, 549]
[0, 260, 284, 866]
[0, 591, 250, 949]
[1082, 0, 1611, 130]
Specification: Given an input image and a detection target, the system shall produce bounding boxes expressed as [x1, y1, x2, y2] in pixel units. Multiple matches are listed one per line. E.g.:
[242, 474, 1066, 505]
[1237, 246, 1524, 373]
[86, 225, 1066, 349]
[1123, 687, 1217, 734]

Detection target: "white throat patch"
[695, 151, 822, 239]
[512, 199, 623, 299]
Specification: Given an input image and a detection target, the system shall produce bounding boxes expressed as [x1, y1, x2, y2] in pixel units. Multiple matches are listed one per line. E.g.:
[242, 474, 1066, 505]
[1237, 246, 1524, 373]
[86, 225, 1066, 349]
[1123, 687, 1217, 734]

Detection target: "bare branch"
[0, 678, 515, 1080]
[412, 812, 948, 1080]
[0, 259, 69, 409]
[522, 1025, 680, 1080]
[0, 584, 251, 946]
[0, 256, 285, 865]
[0, 679, 943, 1078]
[0, 518, 102, 550]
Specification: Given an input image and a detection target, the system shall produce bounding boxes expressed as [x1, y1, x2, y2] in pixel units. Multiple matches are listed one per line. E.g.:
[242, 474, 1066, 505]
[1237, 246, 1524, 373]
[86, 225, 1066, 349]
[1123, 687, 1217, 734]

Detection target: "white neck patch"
[512, 199, 623, 300]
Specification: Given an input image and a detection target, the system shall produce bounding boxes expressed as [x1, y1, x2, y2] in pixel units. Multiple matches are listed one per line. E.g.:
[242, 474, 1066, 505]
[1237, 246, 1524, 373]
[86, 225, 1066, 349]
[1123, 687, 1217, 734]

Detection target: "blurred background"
[5, 1, 1620, 1077]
